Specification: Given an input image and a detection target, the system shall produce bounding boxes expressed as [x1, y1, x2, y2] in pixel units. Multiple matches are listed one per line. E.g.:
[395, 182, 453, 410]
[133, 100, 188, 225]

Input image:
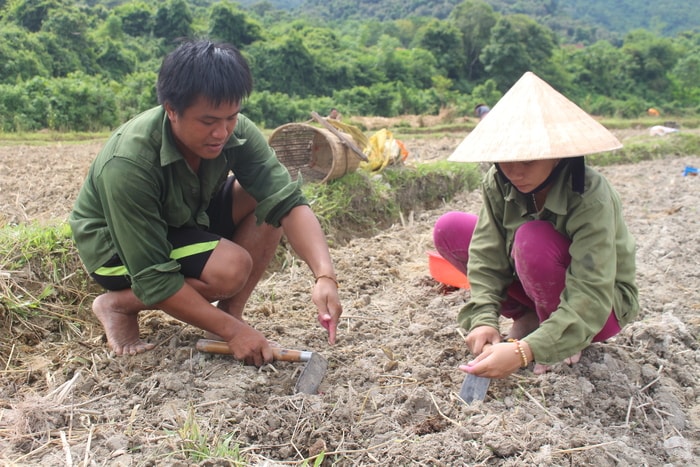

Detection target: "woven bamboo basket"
[269, 123, 361, 183]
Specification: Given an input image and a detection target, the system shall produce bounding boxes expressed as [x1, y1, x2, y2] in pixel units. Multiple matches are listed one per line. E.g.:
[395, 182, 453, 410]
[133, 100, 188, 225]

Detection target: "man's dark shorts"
[91, 176, 237, 291]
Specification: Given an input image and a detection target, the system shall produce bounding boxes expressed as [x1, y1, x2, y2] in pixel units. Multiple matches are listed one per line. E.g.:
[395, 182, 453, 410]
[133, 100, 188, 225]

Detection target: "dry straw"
[449, 71, 622, 163]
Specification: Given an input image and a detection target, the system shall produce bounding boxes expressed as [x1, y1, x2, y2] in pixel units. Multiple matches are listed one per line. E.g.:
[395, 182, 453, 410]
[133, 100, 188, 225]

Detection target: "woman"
[436, 72, 639, 378]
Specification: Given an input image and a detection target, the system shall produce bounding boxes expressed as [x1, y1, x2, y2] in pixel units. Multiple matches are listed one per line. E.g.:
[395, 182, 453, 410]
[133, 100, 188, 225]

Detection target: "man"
[69, 40, 343, 366]
[474, 103, 490, 120]
[327, 107, 342, 120]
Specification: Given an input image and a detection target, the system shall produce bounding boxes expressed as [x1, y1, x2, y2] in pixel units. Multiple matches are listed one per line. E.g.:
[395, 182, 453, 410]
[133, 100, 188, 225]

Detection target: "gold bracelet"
[315, 274, 339, 289]
[508, 338, 529, 368]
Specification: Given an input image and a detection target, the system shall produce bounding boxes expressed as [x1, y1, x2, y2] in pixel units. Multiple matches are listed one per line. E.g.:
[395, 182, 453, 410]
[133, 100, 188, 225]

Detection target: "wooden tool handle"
[310, 111, 368, 161]
[195, 339, 311, 362]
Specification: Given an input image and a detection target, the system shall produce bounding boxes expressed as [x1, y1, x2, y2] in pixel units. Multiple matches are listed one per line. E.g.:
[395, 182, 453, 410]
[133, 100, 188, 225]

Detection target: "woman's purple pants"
[433, 211, 620, 341]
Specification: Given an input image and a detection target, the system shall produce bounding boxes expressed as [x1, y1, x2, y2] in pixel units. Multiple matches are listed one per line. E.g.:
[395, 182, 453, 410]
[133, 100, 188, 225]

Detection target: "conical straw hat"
[449, 71, 622, 163]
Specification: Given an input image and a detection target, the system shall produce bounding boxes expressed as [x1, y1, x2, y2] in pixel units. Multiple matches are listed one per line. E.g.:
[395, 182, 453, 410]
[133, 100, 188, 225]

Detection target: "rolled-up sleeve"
[228, 116, 307, 227]
[458, 174, 513, 332]
[524, 184, 620, 364]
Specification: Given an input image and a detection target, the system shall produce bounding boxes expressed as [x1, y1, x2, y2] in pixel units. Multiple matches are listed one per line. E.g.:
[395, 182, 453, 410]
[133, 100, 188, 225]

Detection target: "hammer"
[194, 339, 328, 395]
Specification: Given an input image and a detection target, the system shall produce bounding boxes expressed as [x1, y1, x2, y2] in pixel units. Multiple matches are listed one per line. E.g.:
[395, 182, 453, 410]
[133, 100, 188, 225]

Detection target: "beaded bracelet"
[315, 274, 339, 289]
[507, 338, 529, 368]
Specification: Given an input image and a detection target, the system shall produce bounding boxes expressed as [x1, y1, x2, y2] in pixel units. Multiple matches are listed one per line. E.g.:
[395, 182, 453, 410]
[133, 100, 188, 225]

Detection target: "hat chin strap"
[495, 156, 585, 195]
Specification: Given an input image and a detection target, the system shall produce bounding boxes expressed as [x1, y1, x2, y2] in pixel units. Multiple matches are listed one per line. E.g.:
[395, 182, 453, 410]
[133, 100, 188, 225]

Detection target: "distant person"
[69, 40, 343, 365]
[327, 107, 342, 121]
[474, 103, 490, 120]
[437, 72, 639, 378]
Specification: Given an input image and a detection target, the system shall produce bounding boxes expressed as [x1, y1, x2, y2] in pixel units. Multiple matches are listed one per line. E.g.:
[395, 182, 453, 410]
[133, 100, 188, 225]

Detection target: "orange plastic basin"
[427, 250, 470, 289]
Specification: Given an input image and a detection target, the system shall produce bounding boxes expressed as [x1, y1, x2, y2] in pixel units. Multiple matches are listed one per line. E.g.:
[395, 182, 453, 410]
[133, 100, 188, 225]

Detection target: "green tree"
[567, 40, 635, 98]
[208, 1, 262, 47]
[44, 72, 119, 130]
[114, 1, 154, 37]
[0, 24, 51, 81]
[622, 29, 680, 98]
[96, 40, 137, 80]
[448, 0, 498, 82]
[415, 18, 464, 80]
[246, 33, 318, 97]
[670, 51, 700, 105]
[481, 14, 557, 90]
[115, 70, 159, 120]
[154, 0, 193, 43]
[35, 6, 98, 77]
[5, 0, 62, 32]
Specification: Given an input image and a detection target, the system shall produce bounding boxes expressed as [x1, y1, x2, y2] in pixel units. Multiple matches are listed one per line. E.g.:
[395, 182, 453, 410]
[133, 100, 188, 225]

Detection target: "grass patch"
[0, 222, 94, 348]
[0, 130, 108, 146]
[301, 161, 480, 244]
[590, 132, 700, 166]
[168, 406, 246, 464]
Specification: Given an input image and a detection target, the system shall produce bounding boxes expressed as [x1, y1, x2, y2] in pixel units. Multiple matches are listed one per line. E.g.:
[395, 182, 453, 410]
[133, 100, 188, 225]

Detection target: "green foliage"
[244, 90, 309, 128]
[448, 0, 497, 82]
[247, 32, 319, 97]
[5, 0, 63, 32]
[0, 23, 51, 81]
[208, 1, 262, 46]
[113, 1, 154, 37]
[153, 0, 193, 42]
[113, 70, 159, 121]
[0, 73, 120, 131]
[171, 407, 245, 463]
[481, 14, 557, 91]
[302, 170, 398, 243]
[1, 0, 700, 132]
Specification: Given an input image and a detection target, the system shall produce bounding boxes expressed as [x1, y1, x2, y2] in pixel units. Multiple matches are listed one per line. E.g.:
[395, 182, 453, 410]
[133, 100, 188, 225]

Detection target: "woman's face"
[498, 159, 561, 193]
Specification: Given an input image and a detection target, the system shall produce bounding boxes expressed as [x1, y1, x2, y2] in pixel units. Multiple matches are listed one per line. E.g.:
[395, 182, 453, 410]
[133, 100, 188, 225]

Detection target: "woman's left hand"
[459, 341, 524, 379]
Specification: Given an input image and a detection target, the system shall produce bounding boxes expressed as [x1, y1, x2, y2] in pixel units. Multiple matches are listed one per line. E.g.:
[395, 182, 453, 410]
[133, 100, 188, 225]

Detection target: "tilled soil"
[1, 130, 699, 466]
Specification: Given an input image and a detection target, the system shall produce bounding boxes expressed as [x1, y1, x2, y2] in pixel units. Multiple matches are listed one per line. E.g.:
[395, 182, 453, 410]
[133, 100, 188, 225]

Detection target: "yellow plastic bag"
[360, 129, 409, 173]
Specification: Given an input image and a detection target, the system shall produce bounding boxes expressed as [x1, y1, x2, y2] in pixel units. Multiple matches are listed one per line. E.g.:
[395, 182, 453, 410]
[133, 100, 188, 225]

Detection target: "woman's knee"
[433, 211, 477, 250]
[513, 220, 570, 265]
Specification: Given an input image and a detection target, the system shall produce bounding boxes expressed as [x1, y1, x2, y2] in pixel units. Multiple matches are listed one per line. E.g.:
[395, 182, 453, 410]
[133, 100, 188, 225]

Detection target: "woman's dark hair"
[156, 40, 253, 114]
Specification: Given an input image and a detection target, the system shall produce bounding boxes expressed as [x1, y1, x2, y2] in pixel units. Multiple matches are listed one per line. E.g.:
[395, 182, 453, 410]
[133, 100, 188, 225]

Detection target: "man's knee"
[201, 241, 253, 297]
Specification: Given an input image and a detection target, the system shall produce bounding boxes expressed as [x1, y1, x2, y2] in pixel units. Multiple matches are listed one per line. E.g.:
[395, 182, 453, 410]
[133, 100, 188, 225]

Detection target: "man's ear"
[164, 102, 176, 120]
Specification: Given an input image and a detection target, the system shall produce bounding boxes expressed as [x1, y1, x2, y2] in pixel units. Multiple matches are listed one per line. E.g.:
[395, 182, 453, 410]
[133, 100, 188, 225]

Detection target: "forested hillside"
[259, 0, 699, 40]
[1, 0, 699, 133]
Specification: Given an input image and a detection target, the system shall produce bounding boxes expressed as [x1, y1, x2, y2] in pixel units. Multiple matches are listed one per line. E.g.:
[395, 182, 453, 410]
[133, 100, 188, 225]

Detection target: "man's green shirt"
[69, 106, 306, 305]
[458, 163, 639, 364]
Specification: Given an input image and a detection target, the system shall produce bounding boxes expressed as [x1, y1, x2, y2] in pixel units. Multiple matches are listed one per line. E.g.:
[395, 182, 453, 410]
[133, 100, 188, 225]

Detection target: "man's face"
[165, 96, 240, 161]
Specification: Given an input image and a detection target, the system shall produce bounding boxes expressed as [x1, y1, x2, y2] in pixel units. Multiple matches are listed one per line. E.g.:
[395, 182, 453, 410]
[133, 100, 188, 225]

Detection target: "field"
[1, 128, 699, 466]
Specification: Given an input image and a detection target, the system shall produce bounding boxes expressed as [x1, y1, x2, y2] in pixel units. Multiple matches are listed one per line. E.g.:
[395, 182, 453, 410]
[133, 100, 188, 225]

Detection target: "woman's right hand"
[465, 325, 501, 355]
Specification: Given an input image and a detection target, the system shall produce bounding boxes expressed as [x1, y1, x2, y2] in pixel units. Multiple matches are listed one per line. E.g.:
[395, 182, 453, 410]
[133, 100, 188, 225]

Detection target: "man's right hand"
[226, 321, 274, 367]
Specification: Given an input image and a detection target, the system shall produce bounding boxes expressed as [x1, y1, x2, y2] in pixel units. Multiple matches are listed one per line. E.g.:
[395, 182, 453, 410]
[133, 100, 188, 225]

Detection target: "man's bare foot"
[92, 294, 154, 355]
[507, 310, 539, 340]
[533, 351, 582, 374]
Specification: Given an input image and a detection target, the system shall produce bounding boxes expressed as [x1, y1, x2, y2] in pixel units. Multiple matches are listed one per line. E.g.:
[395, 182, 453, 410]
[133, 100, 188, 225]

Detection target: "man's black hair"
[157, 40, 253, 114]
